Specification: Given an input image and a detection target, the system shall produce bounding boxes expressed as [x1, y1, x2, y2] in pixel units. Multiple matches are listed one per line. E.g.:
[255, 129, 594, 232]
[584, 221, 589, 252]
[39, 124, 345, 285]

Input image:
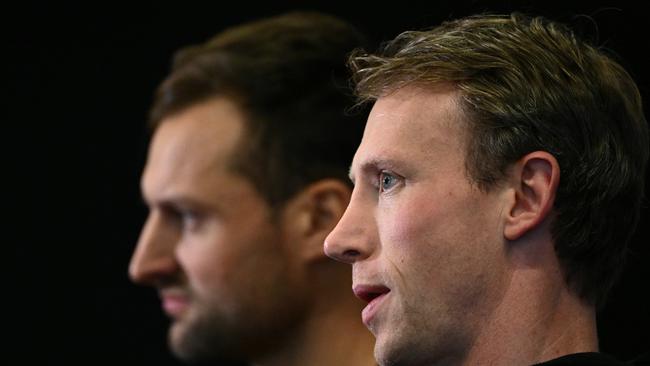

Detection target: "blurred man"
[129, 12, 375, 366]
[325, 13, 648, 366]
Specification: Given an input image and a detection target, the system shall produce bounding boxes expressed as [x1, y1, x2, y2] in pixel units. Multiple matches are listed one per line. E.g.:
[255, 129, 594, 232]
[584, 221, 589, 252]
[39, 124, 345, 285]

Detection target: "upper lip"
[353, 284, 390, 303]
[159, 288, 190, 301]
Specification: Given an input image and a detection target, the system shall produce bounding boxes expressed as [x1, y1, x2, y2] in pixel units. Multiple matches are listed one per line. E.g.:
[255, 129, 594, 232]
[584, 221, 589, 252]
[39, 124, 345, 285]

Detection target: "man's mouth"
[353, 284, 391, 326]
[160, 290, 191, 318]
[353, 284, 390, 303]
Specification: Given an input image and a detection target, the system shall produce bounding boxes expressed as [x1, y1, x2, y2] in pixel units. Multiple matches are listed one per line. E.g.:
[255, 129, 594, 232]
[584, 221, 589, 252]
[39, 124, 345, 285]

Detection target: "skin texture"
[326, 86, 512, 365]
[325, 85, 597, 366]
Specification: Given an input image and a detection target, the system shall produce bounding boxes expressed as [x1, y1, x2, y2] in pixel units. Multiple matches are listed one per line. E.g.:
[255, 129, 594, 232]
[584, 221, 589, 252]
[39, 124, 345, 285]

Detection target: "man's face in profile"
[325, 86, 512, 365]
[129, 97, 310, 362]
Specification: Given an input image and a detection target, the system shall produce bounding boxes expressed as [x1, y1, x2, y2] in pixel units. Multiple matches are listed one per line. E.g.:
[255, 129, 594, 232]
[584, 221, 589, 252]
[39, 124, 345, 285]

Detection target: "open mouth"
[353, 284, 391, 326]
[353, 285, 390, 303]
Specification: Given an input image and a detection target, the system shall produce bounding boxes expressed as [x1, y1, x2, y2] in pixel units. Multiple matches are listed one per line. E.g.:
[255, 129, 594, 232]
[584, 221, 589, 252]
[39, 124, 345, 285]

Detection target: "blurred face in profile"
[129, 97, 311, 362]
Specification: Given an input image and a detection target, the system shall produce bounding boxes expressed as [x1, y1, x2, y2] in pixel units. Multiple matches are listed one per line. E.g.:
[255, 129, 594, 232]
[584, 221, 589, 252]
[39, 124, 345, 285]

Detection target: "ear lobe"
[281, 179, 351, 262]
[504, 151, 560, 241]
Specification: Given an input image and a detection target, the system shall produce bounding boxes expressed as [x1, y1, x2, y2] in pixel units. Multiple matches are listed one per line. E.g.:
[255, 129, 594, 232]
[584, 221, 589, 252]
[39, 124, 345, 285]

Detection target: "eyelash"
[162, 206, 201, 231]
[378, 171, 399, 193]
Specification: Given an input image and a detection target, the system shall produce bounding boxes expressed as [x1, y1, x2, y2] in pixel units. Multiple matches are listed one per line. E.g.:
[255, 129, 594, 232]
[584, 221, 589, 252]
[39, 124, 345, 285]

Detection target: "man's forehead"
[348, 86, 466, 179]
[141, 99, 247, 202]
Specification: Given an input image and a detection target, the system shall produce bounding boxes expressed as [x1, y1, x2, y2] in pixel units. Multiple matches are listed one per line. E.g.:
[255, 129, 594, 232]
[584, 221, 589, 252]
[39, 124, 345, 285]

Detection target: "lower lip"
[361, 292, 389, 326]
[162, 297, 189, 317]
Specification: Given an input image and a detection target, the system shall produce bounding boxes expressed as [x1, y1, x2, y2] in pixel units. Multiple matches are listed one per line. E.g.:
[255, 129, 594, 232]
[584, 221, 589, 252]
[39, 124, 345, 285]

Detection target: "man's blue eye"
[181, 211, 200, 231]
[379, 172, 397, 192]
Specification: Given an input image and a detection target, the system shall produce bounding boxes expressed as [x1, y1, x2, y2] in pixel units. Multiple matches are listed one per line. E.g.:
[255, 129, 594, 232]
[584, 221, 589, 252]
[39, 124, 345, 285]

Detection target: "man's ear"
[504, 151, 560, 241]
[280, 179, 351, 262]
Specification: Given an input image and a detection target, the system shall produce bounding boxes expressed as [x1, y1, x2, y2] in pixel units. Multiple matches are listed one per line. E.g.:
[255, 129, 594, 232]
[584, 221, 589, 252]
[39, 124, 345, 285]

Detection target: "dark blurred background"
[9, 1, 648, 364]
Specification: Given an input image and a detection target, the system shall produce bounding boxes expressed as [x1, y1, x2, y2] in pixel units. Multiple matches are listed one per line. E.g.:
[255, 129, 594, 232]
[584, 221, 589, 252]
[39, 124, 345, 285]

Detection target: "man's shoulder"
[534, 352, 650, 366]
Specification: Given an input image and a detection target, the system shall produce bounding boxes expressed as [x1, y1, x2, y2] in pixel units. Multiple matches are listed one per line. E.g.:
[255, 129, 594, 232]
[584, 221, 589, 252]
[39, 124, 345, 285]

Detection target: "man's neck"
[253, 268, 376, 366]
[461, 268, 598, 366]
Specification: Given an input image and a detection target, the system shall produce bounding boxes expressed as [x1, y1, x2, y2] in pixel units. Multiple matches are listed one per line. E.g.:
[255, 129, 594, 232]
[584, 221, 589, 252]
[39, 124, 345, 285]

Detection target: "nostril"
[343, 249, 360, 259]
[324, 238, 365, 264]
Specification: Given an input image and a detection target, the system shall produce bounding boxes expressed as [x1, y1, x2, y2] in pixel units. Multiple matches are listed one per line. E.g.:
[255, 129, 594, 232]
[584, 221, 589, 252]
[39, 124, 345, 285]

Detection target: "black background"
[10, 1, 648, 364]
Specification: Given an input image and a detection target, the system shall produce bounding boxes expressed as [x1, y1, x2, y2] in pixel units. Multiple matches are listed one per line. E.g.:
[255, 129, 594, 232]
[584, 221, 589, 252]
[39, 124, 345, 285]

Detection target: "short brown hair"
[149, 11, 367, 208]
[349, 13, 648, 306]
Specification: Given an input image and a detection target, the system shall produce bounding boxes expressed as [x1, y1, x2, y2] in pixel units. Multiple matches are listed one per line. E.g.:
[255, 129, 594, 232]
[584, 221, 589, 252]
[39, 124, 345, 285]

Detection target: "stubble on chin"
[167, 305, 232, 363]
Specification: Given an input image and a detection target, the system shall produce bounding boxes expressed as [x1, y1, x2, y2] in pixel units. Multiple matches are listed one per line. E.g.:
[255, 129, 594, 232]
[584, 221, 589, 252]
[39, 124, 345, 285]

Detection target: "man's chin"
[374, 331, 407, 366]
[167, 314, 238, 364]
[168, 320, 189, 358]
[168, 318, 205, 362]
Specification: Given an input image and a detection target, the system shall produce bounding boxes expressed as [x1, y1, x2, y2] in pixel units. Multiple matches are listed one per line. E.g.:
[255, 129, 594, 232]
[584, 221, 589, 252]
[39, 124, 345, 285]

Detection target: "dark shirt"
[535, 352, 649, 365]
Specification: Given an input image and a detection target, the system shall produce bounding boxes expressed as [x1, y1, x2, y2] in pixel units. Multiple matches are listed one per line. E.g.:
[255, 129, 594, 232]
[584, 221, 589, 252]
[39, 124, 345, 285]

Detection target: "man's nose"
[324, 193, 376, 264]
[129, 212, 180, 286]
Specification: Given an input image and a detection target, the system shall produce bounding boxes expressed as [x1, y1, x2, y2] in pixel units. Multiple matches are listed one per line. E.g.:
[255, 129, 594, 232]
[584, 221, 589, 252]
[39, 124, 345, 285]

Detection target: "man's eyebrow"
[143, 193, 206, 211]
[349, 157, 407, 184]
